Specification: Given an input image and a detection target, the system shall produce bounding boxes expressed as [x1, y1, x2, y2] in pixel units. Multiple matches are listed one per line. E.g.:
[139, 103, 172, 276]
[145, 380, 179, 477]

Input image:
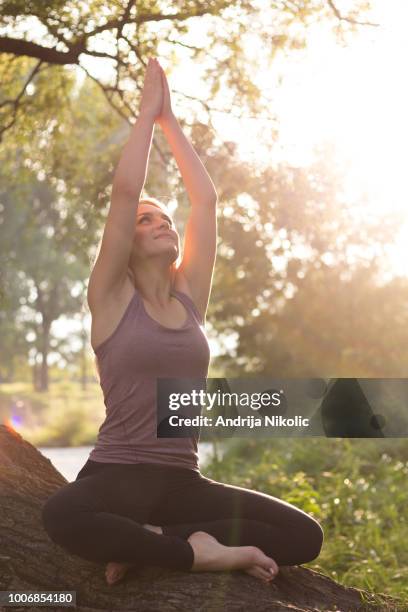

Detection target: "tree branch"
[79, 65, 132, 125]
[113, 1, 136, 90]
[42, 19, 72, 51]
[80, 49, 128, 67]
[118, 0, 136, 38]
[326, 0, 379, 27]
[121, 34, 147, 66]
[84, 4, 230, 38]
[0, 37, 80, 64]
[172, 88, 273, 122]
[0, 59, 44, 140]
[136, 6, 230, 24]
[166, 38, 221, 65]
[0, 4, 230, 80]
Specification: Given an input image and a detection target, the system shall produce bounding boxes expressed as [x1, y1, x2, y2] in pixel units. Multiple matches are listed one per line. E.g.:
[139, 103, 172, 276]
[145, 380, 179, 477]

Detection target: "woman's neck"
[129, 264, 176, 307]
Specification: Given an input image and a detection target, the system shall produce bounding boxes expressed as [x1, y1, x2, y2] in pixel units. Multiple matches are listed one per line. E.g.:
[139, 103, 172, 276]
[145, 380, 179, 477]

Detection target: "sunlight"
[386, 222, 408, 278]
[215, 0, 408, 277]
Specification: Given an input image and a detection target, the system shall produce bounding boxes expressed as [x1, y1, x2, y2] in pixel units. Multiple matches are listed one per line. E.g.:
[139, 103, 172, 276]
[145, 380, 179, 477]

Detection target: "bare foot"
[105, 560, 133, 586]
[187, 531, 279, 582]
[105, 523, 163, 586]
[244, 563, 278, 583]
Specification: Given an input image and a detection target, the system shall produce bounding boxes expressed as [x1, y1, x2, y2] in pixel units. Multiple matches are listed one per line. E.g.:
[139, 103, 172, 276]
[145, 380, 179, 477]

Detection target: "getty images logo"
[168, 387, 284, 412]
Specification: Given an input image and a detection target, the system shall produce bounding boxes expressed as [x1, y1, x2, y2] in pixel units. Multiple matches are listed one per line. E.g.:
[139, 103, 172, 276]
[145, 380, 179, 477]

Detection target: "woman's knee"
[41, 487, 78, 544]
[297, 516, 324, 564]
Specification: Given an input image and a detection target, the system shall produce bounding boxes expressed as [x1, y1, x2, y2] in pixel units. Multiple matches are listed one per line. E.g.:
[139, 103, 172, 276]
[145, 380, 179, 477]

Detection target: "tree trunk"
[39, 320, 50, 392]
[32, 360, 41, 392]
[0, 425, 401, 612]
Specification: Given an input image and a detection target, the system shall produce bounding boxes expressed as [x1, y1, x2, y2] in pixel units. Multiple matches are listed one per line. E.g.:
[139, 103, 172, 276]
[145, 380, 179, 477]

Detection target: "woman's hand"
[139, 58, 163, 122]
[156, 63, 174, 126]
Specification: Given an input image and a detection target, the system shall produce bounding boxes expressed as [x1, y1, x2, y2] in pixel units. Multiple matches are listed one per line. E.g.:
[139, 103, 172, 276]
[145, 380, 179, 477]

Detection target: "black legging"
[41, 459, 323, 571]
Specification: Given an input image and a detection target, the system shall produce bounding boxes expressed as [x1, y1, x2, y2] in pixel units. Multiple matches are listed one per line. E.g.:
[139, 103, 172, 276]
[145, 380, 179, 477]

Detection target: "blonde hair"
[138, 196, 169, 211]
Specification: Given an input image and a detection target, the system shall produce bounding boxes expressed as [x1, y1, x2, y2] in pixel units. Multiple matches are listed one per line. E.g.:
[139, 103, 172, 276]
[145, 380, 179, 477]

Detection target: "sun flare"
[209, 0, 408, 277]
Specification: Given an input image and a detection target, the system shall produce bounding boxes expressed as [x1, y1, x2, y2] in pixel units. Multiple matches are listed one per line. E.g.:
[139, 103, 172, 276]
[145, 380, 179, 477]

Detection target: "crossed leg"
[42, 465, 196, 574]
[107, 471, 323, 585]
[41, 462, 323, 586]
[152, 472, 324, 567]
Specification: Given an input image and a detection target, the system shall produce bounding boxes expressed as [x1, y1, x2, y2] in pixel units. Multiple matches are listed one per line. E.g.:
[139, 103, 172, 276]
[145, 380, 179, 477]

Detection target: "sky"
[48, 0, 408, 363]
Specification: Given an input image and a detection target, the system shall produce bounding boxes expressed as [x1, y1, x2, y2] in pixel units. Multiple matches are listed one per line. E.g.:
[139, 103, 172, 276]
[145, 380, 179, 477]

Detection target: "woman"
[41, 58, 323, 586]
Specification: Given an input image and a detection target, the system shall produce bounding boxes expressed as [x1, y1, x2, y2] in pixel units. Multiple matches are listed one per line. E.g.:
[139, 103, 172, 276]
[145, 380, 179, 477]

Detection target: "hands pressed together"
[139, 57, 174, 126]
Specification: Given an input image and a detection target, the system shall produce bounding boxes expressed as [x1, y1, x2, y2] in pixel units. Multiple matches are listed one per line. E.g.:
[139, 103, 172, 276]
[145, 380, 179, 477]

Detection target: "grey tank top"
[89, 287, 211, 471]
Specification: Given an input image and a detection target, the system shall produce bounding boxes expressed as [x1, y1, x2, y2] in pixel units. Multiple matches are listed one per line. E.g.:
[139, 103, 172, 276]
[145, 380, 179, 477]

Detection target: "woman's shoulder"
[90, 276, 139, 353]
[172, 270, 193, 299]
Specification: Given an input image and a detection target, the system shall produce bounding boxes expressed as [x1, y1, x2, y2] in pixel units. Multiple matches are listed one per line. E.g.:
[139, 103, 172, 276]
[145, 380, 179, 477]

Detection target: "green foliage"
[0, 381, 104, 446]
[0, 55, 74, 143]
[1, 1, 67, 17]
[229, 261, 408, 378]
[203, 437, 408, 603]
[0, 75, 124, 384]
[205, 143, 408, 377]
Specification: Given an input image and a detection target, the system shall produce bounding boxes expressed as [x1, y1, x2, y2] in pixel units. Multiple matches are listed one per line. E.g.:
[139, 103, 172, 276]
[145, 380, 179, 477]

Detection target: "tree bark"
[0, 425, 401, 611]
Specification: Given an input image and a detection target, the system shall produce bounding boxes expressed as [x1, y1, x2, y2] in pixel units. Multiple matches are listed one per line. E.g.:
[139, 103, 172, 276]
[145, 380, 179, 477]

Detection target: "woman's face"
[131, 202, 179, 264]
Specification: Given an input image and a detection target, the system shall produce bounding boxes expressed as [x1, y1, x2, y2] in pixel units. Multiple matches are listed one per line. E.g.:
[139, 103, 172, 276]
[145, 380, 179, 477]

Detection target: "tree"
[0, 0, 378, 140]
[205, 141, 406, 377]
[0, 424, 400, 611]
[0, 77, 121, 390]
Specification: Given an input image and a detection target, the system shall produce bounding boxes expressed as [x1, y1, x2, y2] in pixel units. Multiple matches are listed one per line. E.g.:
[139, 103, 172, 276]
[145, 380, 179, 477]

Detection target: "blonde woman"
[42, 58, 323, 586]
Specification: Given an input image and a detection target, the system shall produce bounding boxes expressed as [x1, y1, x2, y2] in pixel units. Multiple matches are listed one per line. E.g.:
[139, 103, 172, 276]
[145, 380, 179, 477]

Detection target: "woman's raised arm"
[87, 58, 163, 311]
[156, 65, 218, 323]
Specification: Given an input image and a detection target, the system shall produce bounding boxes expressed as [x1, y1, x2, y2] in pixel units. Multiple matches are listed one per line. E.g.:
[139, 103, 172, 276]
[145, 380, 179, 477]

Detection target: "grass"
[0, 380, 105, 447]
[202, 436, 408, 606]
